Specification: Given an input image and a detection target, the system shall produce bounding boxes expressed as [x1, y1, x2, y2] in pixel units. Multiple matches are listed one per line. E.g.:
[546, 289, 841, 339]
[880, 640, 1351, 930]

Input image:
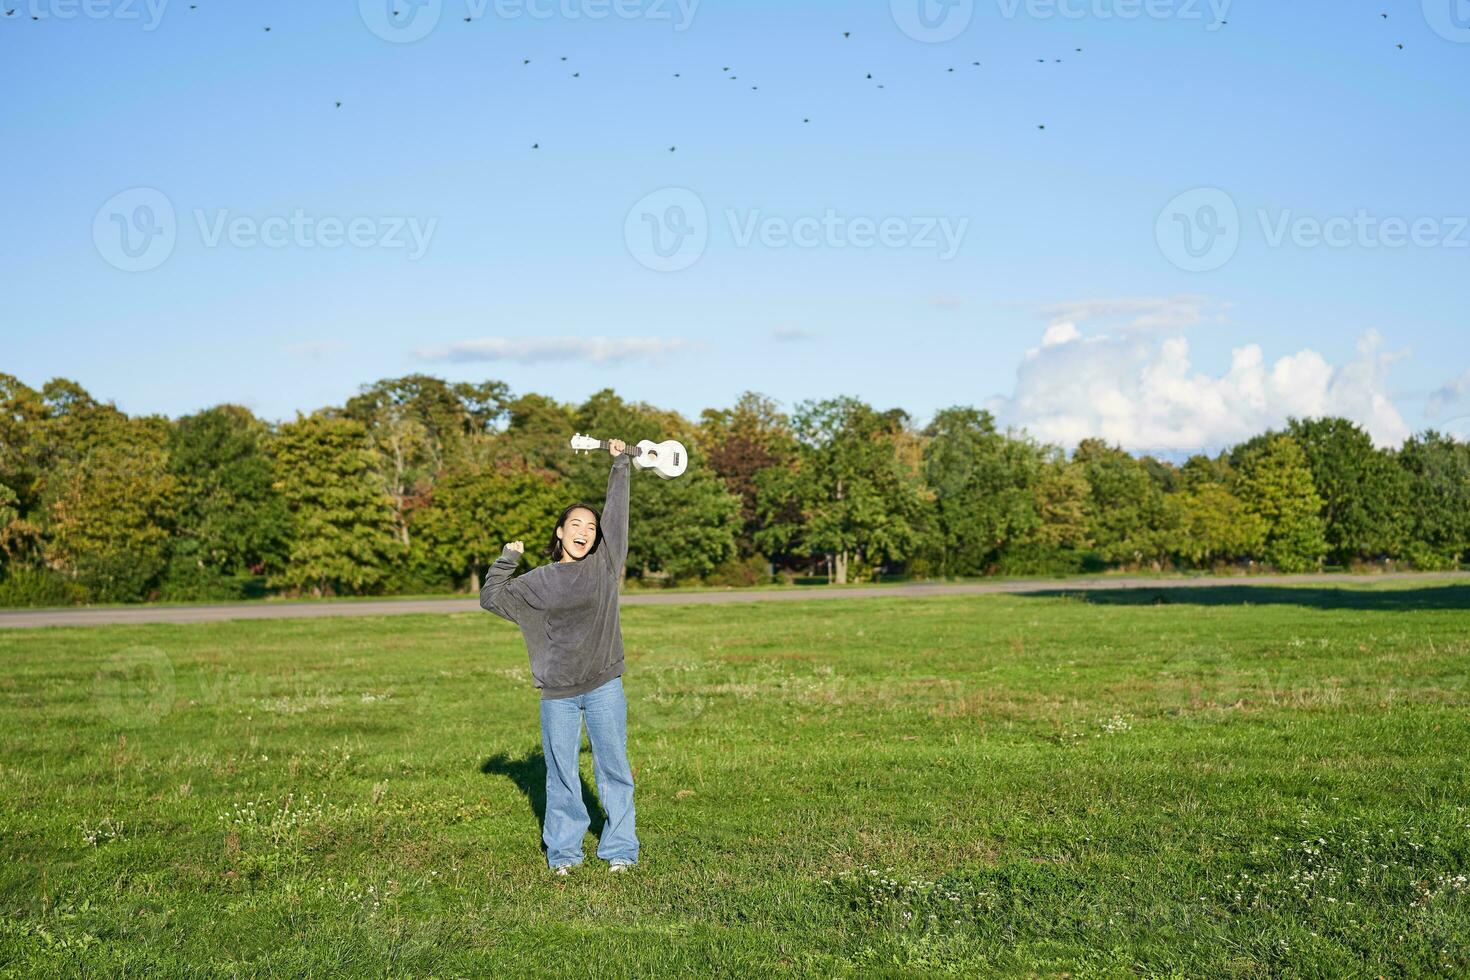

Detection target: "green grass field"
[3, 582, 1469, 977]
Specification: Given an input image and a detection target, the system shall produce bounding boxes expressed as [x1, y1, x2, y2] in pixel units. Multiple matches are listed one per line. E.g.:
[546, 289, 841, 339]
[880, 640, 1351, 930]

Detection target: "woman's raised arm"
[480, 541, 530, 623]
[600, 452, 631, 572]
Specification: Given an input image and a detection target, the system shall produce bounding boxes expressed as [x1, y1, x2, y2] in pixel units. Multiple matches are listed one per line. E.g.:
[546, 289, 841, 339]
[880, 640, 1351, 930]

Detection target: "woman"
[479, 439, 639, 875]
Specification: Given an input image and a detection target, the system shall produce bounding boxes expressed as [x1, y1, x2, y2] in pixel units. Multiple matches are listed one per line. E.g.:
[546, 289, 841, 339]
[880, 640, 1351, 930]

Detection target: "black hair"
[546, 501, 603, 562]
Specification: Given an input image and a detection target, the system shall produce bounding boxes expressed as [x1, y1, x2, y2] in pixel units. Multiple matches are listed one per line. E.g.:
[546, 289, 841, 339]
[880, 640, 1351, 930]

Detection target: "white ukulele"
[569, 433, 689, 479]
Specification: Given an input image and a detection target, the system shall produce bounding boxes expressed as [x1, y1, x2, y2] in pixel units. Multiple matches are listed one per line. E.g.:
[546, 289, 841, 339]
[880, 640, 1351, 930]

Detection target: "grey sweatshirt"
[479, 453, 629, 699]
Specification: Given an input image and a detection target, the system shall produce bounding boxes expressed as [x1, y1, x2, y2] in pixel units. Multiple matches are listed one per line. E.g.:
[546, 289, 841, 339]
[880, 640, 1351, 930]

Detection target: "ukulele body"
[632, 439, 688, 479]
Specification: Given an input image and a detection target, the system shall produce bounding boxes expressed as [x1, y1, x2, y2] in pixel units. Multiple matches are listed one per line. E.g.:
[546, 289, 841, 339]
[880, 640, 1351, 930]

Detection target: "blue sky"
[3, 0, 1468, 451]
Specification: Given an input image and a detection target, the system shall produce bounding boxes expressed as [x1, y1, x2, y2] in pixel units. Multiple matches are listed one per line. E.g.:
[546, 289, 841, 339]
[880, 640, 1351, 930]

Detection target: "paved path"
[0, 571, 1464, 629]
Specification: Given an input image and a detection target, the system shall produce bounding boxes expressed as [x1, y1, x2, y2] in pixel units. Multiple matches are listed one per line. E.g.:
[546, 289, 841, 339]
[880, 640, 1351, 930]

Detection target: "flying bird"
[668, 146, 676, 152]
[843, 31, 850, 38]
[334, 101, 341, 108]
[531, 143, 539, 149]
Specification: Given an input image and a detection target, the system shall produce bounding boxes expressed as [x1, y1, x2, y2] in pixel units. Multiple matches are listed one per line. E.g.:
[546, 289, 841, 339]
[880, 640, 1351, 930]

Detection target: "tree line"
[1, 371, 1467, 605]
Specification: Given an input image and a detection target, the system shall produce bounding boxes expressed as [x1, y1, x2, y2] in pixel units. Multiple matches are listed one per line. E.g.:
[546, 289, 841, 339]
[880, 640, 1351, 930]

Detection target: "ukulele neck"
[595, 439, 642, 457]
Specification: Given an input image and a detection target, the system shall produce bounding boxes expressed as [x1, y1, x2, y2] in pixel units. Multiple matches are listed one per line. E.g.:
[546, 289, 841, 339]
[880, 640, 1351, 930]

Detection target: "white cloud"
[1039, 321, 1080, 349]
[1036, 294, 1226, 333]
[772, 327, 815, 343]
[414, 336, 692, 365]
[991, 315, 1411, 452]
[1427, 367, 1470, 419]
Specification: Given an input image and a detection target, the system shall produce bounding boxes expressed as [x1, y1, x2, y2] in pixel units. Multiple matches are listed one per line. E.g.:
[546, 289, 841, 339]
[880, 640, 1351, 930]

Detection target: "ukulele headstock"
[569, 432, 602, 455]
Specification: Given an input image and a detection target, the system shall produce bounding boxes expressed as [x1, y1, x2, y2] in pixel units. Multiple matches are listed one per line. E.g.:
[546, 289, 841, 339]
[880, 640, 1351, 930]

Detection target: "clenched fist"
[505, 541, 524, 554]
[607, 438, 626, 457]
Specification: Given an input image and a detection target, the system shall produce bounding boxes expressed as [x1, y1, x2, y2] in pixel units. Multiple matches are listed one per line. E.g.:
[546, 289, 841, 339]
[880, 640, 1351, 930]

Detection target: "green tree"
[0, 374, 47, 571]
[45, 424, 179, 602]
[342, 375, 510, 550]
[1236, 435, 1327, 572]
[700, 392, 797, 559]
[1286, 417, 1411, 563]
[1029, 450, 1092, 549]
[1164, 482, 1267, 567]
[1396, 431, 1470, 569]
[0, 484, 21, 575]
[499, 392, 580, 478]
[35, 378, 137, 471]
[164, 405, 288, 596]
[573, 390, 740, 581]
[1073, 439, 1170, 567]
[756, 397, 930, 584]
[921, 407, 1042, 576]
[0, 374, 47, 515]
[1179, 452, 1239, 494]
[1138, 454, 1183, 494]
[268, 414, 400, 596]
[409, 461, 565, 591]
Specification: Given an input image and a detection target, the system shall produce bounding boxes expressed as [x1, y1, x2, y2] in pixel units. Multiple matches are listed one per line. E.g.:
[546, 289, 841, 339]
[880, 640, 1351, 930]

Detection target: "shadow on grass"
[479, 748, 606, 854]
[1020, 584, 1470, 612]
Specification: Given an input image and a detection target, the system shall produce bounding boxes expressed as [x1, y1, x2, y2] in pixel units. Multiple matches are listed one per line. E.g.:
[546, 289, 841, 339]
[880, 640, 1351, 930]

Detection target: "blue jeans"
[539, 674, 639, 868]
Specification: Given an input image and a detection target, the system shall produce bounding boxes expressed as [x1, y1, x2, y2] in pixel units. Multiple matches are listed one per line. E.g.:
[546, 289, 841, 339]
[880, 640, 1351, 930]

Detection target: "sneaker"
[608, 859, 635, 872]
[552, 863, 576, 876]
